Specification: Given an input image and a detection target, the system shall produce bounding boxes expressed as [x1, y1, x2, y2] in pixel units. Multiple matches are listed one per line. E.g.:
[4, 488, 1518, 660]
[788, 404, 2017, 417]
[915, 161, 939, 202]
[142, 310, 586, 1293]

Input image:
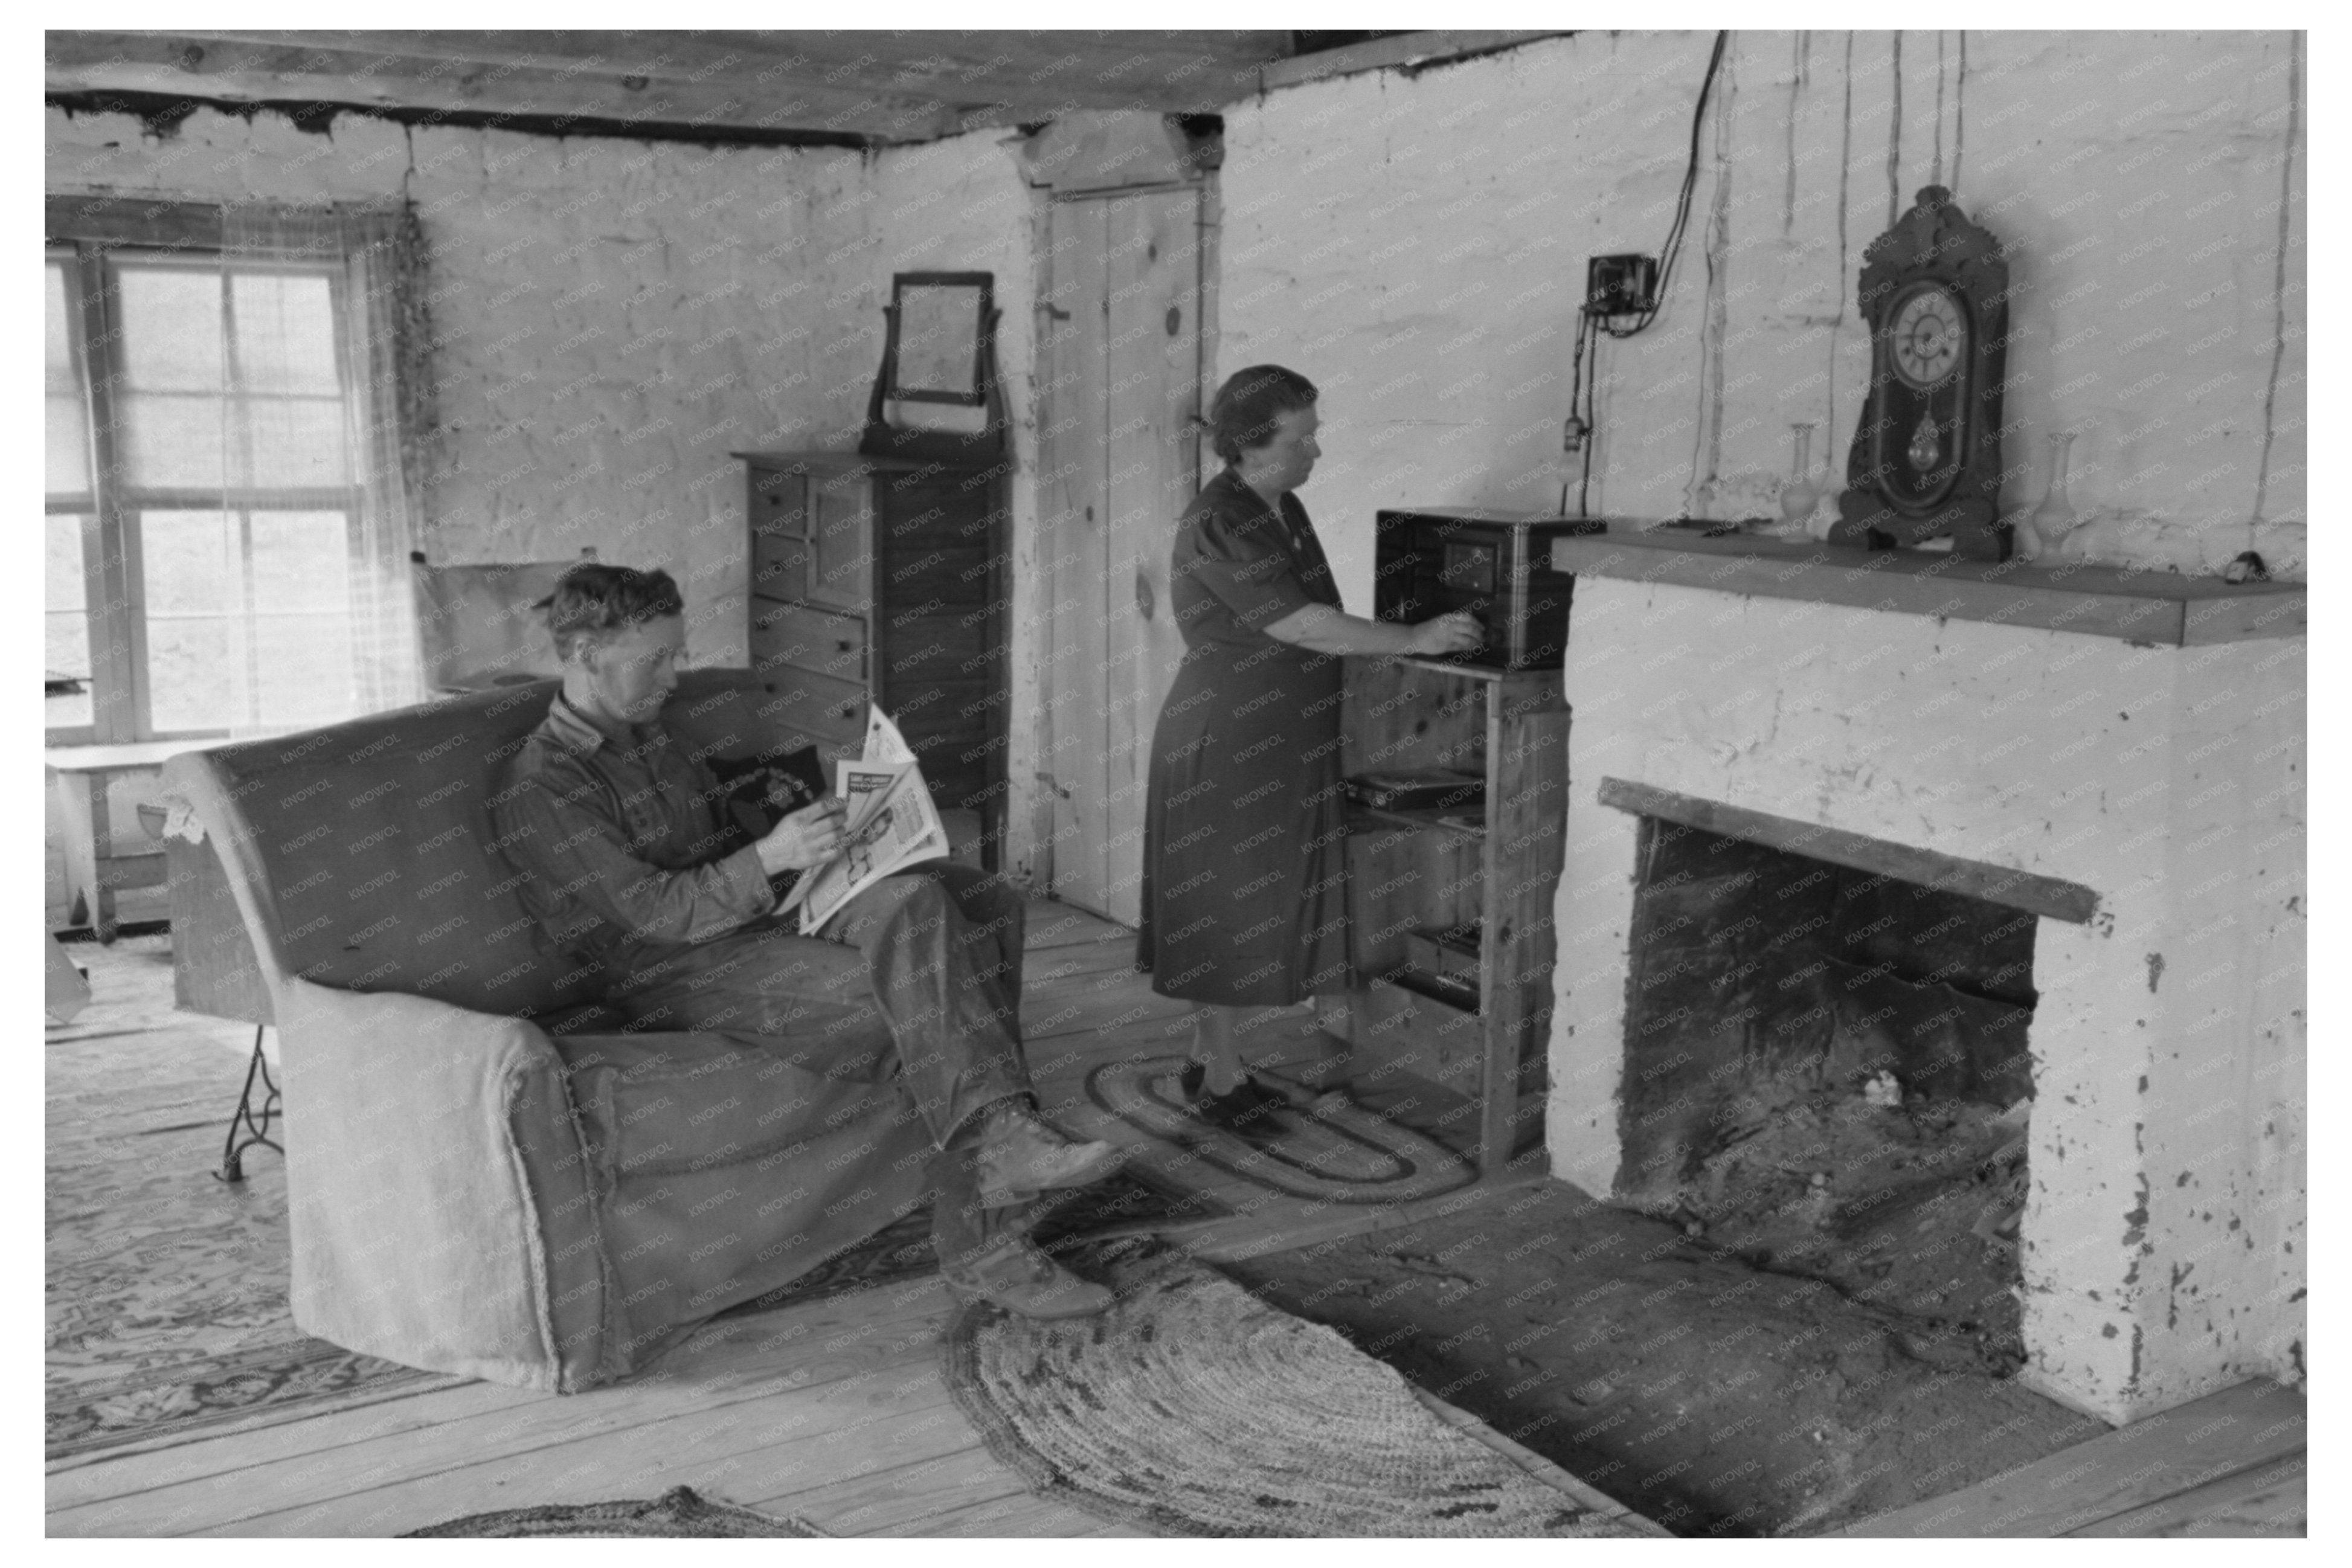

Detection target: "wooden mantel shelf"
[1550, 527, 2305, 646]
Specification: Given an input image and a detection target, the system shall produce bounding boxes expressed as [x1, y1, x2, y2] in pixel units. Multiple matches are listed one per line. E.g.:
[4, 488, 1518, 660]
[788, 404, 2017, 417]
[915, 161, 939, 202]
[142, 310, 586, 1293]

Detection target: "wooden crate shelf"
[1346, 803, 1486, 839]
[1340, 655, 1568, 1178]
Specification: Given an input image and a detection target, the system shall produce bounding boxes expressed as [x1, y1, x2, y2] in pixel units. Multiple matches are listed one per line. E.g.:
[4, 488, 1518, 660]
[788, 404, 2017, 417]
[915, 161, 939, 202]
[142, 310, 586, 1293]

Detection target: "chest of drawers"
[734, 451, 1009, 859]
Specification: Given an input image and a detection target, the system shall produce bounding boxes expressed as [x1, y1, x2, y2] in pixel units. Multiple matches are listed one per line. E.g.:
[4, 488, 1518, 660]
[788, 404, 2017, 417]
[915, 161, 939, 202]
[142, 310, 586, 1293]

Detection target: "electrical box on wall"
[1585, 253, 1658, 318]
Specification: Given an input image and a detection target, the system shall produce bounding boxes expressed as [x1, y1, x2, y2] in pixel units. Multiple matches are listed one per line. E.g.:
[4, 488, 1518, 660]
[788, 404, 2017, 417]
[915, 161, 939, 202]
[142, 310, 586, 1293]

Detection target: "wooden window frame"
[47, 197, 369, 744]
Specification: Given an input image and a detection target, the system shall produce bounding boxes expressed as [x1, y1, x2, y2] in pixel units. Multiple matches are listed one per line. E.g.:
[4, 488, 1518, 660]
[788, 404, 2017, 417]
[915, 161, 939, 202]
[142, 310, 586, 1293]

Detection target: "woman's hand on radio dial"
[1407, 610, 1485, 656]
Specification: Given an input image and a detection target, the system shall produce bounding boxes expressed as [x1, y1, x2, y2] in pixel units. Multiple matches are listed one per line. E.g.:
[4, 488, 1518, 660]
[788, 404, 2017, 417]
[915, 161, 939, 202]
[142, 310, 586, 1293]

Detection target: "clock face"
[1889, 283, 1967, 390]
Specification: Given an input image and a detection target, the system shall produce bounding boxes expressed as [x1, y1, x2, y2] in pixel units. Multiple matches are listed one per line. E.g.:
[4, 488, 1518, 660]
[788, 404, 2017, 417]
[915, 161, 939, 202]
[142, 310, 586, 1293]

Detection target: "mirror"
[883, 272, 992, 405]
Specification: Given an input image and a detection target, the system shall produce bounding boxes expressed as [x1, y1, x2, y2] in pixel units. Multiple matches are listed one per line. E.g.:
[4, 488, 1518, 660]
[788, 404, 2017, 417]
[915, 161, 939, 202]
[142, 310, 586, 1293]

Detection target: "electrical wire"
[1598, 30, 1729, 341]
[1576, 309, 1598, 515]
[1564, 31, 1732, 517]
[1562, 303, 1593, 514]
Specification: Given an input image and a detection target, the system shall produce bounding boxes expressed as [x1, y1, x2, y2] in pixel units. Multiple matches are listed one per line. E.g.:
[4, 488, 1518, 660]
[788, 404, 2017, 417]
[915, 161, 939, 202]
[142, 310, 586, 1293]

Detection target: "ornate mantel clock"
[1831, 186, 2010, 559]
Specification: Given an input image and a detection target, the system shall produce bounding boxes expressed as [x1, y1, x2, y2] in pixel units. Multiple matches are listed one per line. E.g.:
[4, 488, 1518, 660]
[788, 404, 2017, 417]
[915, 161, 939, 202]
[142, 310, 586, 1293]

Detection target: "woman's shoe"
[1177, 1061, 1294, 1141]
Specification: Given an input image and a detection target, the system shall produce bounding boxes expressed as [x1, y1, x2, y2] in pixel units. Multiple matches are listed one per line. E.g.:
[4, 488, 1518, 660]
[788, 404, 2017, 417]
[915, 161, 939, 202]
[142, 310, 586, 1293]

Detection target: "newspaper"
[777, 707, 949, 933]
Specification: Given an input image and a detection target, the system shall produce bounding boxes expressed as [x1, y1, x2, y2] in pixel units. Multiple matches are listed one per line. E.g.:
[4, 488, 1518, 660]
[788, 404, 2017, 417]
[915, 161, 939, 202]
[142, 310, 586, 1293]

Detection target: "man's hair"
[538, 564, 685, 660]
[1204, 364, 1318, 464]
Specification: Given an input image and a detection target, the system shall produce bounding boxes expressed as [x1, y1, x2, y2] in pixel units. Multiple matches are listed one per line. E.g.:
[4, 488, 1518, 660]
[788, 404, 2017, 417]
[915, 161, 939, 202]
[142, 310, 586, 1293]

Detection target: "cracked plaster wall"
[45, 106, 1034, 669]
[47, 31, 2305, 888]
[47, 104, 1047, 869]
[1215, 30, 2304, 599]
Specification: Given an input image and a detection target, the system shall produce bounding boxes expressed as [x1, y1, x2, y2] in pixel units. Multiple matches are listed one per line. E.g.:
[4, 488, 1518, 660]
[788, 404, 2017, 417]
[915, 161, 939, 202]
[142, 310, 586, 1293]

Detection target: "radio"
[1372, 509, 1605, 670]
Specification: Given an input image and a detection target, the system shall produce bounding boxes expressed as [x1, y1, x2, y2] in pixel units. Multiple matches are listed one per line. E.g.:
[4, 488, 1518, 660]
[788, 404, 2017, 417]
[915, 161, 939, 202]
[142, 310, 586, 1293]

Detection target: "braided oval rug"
[400, 1486, 824, 1537]
[943, 1239, 1652, 1538]
[1088, 1055, 1474, 1206]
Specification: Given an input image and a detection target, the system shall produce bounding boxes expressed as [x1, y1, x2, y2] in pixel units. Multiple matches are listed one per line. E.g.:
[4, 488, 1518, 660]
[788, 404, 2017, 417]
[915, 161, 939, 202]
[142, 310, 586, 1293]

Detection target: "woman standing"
[1139, 366, 1483, 1129]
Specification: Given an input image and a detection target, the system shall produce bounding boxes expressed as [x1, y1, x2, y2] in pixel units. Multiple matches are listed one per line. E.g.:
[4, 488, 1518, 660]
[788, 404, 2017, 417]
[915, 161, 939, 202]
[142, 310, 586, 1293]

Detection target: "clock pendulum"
[1908, 413, 1941, 474]
[1830, 187, 2012, 560]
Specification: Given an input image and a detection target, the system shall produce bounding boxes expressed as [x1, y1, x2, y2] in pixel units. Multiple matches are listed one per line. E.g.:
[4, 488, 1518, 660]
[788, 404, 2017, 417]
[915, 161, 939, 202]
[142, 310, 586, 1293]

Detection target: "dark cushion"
[200, 670, 805, 1019]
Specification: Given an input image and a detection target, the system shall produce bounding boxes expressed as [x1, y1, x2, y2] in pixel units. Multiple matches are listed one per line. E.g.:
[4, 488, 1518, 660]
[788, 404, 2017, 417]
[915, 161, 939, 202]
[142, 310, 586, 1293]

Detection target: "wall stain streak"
[2253, 32, 2301, 524]
[1932, 31, 1947, 187]
[1952, 31, 1967, 193]
[1692, 38, 1738, 505]
[1784, 31, 1805, 237]
[1828, 32, 1856, 463]
[1887, 31, 1904, 228]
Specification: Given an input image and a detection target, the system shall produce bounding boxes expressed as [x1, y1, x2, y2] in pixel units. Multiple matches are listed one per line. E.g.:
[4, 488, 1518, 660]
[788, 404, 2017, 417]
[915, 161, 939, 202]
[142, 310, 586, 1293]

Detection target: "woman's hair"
[1203, 364, 1318, 464]
[539, 563, 685, 660]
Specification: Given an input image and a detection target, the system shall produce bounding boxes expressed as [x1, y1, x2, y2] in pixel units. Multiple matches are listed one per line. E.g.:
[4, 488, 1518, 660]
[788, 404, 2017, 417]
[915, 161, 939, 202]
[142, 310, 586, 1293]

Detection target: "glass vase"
[1778, 423, 1820, 534]
[2028, 432, 2079, 554]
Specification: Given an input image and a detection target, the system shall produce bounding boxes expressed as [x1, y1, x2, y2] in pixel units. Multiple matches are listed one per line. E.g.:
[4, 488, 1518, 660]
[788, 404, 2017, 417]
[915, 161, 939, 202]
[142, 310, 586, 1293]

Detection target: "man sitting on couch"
[489, 562, 1121, 1319]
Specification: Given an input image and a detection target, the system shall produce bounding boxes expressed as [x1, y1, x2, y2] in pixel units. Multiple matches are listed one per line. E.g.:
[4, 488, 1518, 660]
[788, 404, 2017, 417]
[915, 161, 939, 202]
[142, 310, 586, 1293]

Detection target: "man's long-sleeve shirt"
[490, 695, 777, 985]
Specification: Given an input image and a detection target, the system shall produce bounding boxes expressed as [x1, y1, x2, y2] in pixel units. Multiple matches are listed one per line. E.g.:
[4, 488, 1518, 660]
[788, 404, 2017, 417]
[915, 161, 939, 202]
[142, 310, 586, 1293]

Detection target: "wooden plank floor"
[44, 899, 1590, 1538]
[1837, 1376, 2307, 1538]
[51, 1274, 1139, 1537]
[50, 899, 2301, 1537]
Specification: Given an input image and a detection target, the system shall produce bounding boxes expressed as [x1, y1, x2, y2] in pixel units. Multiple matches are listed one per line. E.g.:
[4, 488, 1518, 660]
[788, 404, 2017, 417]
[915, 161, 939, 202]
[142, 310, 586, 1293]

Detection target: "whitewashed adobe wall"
[1546, 583, 2306, 1418]
[45, 107, 1039, 673]
[47, 104, 1046, 864]
[1215, 31, 2305, 600]
[47, 106, 862, 665]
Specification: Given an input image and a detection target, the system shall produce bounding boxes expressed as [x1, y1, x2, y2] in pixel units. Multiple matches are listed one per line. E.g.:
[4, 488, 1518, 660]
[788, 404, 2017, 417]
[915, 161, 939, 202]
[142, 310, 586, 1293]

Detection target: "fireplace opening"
[1618, 815, 2039, 1373]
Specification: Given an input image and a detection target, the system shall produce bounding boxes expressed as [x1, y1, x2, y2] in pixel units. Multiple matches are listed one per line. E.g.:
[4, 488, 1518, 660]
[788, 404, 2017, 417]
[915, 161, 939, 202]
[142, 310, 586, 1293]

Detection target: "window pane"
[115, 266, 225, 391]
[140, 510, 358, 733]
[248, 511, 352, 612]
[143, 509, 241, 730]
[45, 512, 88, 617]
[46, 263, 77, 390]
[251, 612, 356, 728]
[47, 265, 89, 495]
[48, 399, 91, 497]
[240, 397, 352, 487]
[46, 512, 92, 729]
[121, 391, 230, 489]
[147, 615, 237, 734]
[231, 273, 341, 394]
[141, 510, 239, 616]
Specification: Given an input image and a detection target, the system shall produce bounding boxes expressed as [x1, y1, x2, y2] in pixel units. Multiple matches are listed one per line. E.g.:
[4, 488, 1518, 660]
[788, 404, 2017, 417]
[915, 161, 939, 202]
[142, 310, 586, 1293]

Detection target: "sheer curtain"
[162, 201, 429, 734]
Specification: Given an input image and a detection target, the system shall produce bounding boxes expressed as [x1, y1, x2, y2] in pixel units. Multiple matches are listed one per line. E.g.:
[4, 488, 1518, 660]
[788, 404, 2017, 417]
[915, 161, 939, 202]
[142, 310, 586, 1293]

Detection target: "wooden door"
[1038, 188, 1203, 924]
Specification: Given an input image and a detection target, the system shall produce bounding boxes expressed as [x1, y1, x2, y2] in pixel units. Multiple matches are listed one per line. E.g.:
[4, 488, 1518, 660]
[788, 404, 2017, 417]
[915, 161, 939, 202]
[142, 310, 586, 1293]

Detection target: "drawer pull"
[837, 640, 855, 652]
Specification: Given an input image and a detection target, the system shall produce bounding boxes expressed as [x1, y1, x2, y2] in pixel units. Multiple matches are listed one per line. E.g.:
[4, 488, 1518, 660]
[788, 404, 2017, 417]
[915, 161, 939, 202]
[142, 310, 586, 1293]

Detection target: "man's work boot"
[974, 1102, 1124, 1208]
[942, 1236, 1114, 1320]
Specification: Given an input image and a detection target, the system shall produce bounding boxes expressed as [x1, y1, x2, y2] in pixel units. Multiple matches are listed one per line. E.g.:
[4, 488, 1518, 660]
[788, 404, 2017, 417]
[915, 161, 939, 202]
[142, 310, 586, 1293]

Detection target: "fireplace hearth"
[1618, 812, 2044, 1371]
[1546, 532, 2305, 1424]
[1620, 814, 2038, 1195]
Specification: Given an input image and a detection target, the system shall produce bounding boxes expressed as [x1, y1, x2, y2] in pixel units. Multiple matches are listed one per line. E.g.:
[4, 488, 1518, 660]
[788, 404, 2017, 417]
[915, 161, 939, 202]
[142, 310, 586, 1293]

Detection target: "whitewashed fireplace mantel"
[1546, 531, 2306, 1425]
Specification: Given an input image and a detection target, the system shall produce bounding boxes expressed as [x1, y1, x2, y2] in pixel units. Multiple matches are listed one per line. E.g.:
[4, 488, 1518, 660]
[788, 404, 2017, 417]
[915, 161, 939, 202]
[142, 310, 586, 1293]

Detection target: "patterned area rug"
[1088, 1054, 1475, 1205]
[47, 938, 1224, 1462]
[400, 1485, 826, 1537]
[943, 1238, 1650, 1538]
[46, 940, 466, 1463]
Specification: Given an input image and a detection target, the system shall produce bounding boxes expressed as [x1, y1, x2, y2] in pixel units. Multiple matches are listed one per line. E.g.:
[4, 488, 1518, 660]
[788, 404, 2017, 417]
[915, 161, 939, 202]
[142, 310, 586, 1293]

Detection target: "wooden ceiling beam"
[47, 33, 962, 141]
[140, 28, 1286, 114]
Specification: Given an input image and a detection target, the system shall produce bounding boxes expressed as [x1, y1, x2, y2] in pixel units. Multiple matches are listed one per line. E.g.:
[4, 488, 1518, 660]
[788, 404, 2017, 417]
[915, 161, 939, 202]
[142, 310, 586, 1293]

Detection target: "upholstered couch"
[161, 670, 940, 1392]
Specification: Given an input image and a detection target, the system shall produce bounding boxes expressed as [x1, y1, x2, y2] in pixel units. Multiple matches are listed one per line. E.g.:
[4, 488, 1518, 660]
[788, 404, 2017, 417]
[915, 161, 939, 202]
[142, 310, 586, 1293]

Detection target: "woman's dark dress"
[1138, 468, 1349, 1006]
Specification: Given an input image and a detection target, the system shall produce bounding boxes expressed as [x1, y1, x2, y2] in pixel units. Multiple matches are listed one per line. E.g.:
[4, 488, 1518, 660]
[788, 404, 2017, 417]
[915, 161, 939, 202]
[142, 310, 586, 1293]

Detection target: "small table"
[167, 826, 282, 1183]
[46, 741, 232, 942]
[47, 740, 282, 1181]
